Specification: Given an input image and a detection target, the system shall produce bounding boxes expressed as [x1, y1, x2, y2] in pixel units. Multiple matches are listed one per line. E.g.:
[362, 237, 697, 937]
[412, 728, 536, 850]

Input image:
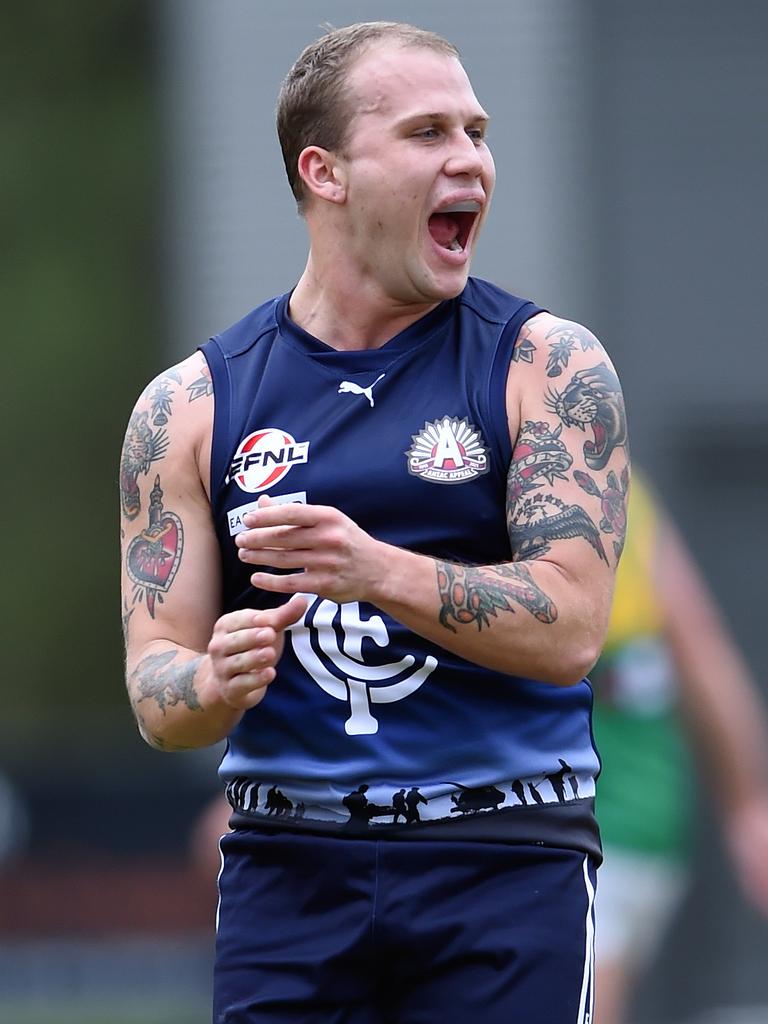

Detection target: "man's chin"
[425, 267, 471, 301]
[411, 258, 470, 299]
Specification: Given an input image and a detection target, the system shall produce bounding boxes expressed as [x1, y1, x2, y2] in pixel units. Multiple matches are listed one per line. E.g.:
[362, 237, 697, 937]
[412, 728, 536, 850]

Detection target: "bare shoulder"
[135, 350, 213, 426]
[508, 311, 623, 427]
[512, 311, 611, 379]
[530, 313, 623, 465]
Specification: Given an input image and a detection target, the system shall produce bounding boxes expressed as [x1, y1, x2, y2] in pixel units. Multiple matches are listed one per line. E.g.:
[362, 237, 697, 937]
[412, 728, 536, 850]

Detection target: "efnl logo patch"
[406, 416, 489, 484]
[227, 428, 309, 493]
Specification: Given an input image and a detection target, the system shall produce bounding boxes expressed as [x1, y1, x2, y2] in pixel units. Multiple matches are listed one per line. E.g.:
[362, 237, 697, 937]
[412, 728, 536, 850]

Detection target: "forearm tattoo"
[132, 704, 195, 751]
[131, 649, 203, 714]
[436, 561, 558, 633]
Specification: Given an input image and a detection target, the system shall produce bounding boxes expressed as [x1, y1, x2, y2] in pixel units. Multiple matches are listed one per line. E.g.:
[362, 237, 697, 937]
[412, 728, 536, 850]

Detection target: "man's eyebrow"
[398, 111, 490, 127]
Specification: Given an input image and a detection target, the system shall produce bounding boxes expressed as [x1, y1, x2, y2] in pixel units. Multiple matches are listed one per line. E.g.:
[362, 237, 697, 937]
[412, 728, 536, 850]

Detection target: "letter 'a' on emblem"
[406, 416, 489, 484]
[226, 427, 310, 493]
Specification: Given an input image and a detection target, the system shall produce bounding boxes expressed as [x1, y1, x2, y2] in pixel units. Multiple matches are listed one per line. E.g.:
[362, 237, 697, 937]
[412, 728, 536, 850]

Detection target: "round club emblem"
[227, 427, 310, 493]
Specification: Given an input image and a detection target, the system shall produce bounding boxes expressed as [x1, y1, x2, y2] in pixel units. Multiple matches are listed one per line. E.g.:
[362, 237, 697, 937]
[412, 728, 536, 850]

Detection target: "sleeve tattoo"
[124, 475, 184, 618]
[544, 362, 627, 471]
[131, 649, 204, 714]
[436, 561, 558, 632]
[505, 420, 608, 563]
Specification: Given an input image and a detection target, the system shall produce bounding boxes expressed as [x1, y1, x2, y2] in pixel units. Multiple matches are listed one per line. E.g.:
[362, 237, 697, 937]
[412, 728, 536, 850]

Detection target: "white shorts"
[595, 844, 688, 969]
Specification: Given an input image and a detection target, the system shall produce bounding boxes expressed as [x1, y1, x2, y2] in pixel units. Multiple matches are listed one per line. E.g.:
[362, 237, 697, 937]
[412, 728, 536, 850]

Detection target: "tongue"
[428, 213, 460, 248]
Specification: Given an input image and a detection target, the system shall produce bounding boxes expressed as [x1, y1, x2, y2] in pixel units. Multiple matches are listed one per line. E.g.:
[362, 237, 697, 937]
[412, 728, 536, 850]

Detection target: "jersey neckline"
[274, 289, 458, 367]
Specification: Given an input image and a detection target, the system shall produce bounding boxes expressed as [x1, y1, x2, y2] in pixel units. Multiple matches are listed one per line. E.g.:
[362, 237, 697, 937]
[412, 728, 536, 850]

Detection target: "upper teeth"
[440, 201, 480, 214]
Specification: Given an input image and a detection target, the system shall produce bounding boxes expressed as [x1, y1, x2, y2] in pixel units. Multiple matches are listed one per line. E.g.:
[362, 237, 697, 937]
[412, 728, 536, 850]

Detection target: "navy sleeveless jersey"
[201, 277, 601, 857]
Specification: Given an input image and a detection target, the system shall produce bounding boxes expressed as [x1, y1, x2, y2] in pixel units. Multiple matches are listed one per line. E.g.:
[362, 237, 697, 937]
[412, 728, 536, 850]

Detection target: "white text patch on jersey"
[406, 416, 489, 484]
[228, 491, 307, 536]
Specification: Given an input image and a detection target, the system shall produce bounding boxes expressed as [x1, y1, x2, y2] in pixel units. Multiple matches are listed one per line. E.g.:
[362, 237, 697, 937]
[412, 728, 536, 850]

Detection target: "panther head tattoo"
[545, 363, 627, 470]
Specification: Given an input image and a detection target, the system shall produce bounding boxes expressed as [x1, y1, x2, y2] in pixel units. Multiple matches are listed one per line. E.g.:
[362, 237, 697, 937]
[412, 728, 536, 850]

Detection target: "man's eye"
[415, 128, 439, 139]
[467, 128, 486, 142]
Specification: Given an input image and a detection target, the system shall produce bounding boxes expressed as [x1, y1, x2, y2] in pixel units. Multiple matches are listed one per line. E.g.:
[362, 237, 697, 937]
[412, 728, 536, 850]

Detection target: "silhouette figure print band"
[224, 764, 592, 829]
[337, 373, 386, 408]
[288, 594, 437, 735]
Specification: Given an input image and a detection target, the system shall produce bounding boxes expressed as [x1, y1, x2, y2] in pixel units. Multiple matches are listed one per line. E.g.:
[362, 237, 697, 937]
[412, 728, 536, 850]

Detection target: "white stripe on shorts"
[215, 835, 226, 933]
[576, 854, 596, 1023]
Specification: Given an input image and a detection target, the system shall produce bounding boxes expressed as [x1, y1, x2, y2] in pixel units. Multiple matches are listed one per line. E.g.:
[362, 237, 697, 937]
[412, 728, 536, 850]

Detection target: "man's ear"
[297, 146, 347, 204]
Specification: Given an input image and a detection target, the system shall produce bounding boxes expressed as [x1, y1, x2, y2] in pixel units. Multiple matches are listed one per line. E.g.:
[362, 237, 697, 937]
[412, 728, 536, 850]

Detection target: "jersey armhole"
[485, 302, 545, 473]
[199, 338, 232, 512]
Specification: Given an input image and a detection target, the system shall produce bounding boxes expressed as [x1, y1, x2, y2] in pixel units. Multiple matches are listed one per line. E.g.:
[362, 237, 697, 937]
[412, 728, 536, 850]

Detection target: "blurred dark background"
[1, 2, 766, 1022]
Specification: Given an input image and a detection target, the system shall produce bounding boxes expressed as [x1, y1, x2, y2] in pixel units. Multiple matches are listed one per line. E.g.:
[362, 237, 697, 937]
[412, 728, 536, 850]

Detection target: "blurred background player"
[591, 471, 768, 1024]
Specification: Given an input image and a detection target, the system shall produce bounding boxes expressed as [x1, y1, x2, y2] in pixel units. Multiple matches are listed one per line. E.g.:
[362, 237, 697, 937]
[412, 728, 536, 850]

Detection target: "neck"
[289, 251, 439, 351]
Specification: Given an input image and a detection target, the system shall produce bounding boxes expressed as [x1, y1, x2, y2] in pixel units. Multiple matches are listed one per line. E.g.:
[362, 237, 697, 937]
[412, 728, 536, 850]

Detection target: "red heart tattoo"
[126, 476, 183, 618]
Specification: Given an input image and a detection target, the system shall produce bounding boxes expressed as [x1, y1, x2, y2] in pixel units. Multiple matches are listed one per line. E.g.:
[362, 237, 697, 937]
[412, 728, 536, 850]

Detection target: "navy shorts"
[214, 829, 596, 1023]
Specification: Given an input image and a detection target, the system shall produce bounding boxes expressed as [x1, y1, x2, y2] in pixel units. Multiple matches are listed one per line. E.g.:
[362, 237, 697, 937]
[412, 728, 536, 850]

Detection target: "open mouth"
[585, 418, 607, 460]
[427, 201, 480, 253]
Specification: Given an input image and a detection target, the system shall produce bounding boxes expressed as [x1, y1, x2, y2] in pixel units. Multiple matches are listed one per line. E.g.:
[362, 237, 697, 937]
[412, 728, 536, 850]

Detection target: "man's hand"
[206, 595, 308, 710]
[235, 495, 387, 604]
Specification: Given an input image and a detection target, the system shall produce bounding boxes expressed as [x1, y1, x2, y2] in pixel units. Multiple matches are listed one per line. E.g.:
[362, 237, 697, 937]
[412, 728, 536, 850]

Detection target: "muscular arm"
[237, 313, 629, 685]
[120, 353, 235, 749]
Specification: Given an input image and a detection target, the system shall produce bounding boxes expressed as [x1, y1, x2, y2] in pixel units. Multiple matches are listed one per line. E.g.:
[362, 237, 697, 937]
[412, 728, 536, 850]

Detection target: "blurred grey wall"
[592, 0, 768, 672]
[590, 5, 768, 1019]
[160, 2, 768, 1021]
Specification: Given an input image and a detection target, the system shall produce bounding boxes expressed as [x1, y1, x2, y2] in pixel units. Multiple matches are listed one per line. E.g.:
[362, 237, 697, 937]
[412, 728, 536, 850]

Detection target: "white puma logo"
[337, 373, 385, 408]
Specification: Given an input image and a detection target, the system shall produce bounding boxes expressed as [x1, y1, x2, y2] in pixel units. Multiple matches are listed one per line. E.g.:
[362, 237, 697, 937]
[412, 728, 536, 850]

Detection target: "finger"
[222, 668, 276, 708]
[213, 626, 275, 656]
[224, 646, 279, 677]
[238, 547, 312, 569]
[235, 525, 315, 552]
[214, 608, 272, 634]
[250, 571, 307, 594]
[269, 594, 309, 630]
[242, 503, 324, 530]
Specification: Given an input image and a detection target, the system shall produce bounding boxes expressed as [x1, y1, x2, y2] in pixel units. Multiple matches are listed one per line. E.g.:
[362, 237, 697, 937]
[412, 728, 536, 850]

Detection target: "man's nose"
[444, 131, 486, 178]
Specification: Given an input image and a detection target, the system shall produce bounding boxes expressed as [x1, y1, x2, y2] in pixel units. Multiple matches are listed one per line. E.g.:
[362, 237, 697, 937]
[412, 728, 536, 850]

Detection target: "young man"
[121, 22, 629, 1023]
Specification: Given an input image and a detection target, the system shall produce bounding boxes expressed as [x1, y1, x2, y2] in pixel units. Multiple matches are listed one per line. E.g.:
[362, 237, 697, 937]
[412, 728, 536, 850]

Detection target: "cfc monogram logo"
[289, 595, 437, 735]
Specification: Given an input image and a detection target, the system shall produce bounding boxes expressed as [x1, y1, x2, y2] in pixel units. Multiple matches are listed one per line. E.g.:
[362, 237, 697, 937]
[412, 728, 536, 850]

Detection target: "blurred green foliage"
[2, 2, 160, 730]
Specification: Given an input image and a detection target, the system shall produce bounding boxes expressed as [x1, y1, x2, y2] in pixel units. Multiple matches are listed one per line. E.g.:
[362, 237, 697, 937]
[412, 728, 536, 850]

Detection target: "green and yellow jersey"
[592, 475, 693, 857]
